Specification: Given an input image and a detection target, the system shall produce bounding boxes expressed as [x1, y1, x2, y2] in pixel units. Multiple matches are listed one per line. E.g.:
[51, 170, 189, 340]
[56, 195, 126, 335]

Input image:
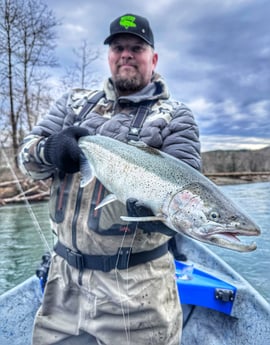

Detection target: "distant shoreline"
[1, 173, 270, 205]
[206, 174, 270, 185]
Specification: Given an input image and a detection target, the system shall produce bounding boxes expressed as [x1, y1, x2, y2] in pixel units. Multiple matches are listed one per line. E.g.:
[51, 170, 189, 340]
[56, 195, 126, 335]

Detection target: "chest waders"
[40, 92, 169, 284]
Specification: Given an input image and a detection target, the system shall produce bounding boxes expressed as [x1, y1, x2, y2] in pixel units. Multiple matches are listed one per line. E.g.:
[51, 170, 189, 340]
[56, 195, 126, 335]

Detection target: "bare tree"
[0, 0, 21, 152]
[17, 0, 59, 132]
[0, 0, 59, 154]
[61, 39, 102, 90]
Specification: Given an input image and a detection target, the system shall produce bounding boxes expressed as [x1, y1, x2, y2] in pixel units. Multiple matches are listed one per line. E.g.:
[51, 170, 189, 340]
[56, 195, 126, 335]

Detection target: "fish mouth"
[204, 227, 260, 252]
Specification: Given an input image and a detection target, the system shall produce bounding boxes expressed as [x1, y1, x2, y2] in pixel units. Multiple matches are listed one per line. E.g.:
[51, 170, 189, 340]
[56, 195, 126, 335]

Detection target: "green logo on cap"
[119, 15, 136, 29]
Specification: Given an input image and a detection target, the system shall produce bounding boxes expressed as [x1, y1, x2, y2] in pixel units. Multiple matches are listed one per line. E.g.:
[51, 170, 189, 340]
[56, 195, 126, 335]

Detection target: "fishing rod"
[1, 141, 52, 254]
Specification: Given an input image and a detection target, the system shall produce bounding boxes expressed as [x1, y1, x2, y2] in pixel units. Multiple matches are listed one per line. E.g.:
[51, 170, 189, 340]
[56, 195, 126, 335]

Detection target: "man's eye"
[114, 46, 124, 52]
[131, 46, 143, 53]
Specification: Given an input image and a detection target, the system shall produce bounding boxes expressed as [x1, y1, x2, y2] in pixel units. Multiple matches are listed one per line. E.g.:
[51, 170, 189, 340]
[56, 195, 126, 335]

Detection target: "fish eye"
[209, 211, 220, 220]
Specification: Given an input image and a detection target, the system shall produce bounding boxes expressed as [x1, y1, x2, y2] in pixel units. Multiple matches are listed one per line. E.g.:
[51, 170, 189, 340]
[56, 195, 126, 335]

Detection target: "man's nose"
[120, 47, 133, 58]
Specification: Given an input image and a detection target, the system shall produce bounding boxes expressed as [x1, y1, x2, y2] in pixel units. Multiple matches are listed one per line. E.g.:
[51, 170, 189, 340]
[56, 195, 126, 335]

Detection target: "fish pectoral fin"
[120, 215, 166, 222]
[80, 153, 94, 188]
[95, 194, 118, 210]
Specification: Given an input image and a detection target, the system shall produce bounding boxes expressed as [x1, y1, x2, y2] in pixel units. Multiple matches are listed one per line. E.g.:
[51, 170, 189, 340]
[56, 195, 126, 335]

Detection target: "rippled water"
[0, 182, 269, 302]
[213, 182, 270, 302]
[0, 202, 52, 294]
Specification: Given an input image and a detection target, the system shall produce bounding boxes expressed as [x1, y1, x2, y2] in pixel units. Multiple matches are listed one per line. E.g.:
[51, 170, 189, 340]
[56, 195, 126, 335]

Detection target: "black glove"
[126, 198, 176, 236]
[44, 127, 89, 173]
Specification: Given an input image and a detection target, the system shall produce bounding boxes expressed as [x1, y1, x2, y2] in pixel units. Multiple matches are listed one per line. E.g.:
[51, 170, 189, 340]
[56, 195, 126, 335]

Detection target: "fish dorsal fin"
[128, 140, 148, 148]
[95, 194, 118, 210]
[128, 140, 162, 156]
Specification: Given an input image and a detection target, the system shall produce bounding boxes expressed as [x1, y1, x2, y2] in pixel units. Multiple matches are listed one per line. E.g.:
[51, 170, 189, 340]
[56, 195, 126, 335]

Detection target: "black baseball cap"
[104, 14, 154, 48]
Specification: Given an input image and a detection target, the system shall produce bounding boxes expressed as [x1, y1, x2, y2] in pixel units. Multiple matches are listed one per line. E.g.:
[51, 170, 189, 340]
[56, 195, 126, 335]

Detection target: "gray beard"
[114, 75, 143, 93]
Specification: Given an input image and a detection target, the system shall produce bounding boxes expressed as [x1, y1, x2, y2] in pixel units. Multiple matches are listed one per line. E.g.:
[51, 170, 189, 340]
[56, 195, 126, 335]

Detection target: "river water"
[0, 182, 269, 303]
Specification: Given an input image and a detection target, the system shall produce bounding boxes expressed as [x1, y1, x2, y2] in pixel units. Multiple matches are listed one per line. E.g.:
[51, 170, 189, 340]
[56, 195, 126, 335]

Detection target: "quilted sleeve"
[161, 103, 201, 171]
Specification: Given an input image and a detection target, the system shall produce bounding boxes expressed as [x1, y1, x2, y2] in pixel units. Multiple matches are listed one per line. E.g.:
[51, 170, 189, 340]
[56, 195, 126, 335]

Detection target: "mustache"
[117, 62, 137, 68]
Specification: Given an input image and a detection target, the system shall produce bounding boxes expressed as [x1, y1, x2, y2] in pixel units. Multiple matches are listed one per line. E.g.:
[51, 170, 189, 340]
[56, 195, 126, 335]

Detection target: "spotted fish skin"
[79, 135, 260, 252]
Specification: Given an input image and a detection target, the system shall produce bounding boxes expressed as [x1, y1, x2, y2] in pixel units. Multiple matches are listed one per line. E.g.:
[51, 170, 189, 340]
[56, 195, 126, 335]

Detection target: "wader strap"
[78, 91, 105, 121]
[78, 93, 154, 141]
[54, 241, 168, 272]
[126, 100, 154, 141]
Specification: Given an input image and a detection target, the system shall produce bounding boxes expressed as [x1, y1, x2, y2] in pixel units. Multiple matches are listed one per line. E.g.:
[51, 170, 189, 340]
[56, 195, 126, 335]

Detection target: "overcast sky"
[45, 0, 270, 152]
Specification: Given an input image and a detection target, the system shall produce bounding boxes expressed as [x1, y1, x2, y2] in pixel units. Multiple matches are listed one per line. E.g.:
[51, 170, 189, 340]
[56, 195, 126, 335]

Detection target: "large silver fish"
[79, 135, 260, 252]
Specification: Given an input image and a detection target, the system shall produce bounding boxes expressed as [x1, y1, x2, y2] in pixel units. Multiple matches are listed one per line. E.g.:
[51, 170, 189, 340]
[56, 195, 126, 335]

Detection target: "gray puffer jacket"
[18, 73, 201, 255]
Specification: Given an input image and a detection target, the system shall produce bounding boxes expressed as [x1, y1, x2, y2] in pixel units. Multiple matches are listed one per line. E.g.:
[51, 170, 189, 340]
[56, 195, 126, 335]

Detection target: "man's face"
[108, 34, 158, 95]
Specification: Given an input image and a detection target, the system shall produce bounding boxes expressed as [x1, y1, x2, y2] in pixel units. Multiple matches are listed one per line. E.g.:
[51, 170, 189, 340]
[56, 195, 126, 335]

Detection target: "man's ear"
[152, 52, 158, 69]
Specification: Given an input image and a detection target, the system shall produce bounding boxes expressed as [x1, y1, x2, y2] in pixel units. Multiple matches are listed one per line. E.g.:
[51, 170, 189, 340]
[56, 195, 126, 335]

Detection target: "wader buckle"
[66, 248, 84, 270]
[114, 247, 132, 271]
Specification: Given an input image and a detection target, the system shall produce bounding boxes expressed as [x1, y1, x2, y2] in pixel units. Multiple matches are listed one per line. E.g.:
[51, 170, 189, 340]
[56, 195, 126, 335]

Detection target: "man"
[19, 13, 201, 345]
